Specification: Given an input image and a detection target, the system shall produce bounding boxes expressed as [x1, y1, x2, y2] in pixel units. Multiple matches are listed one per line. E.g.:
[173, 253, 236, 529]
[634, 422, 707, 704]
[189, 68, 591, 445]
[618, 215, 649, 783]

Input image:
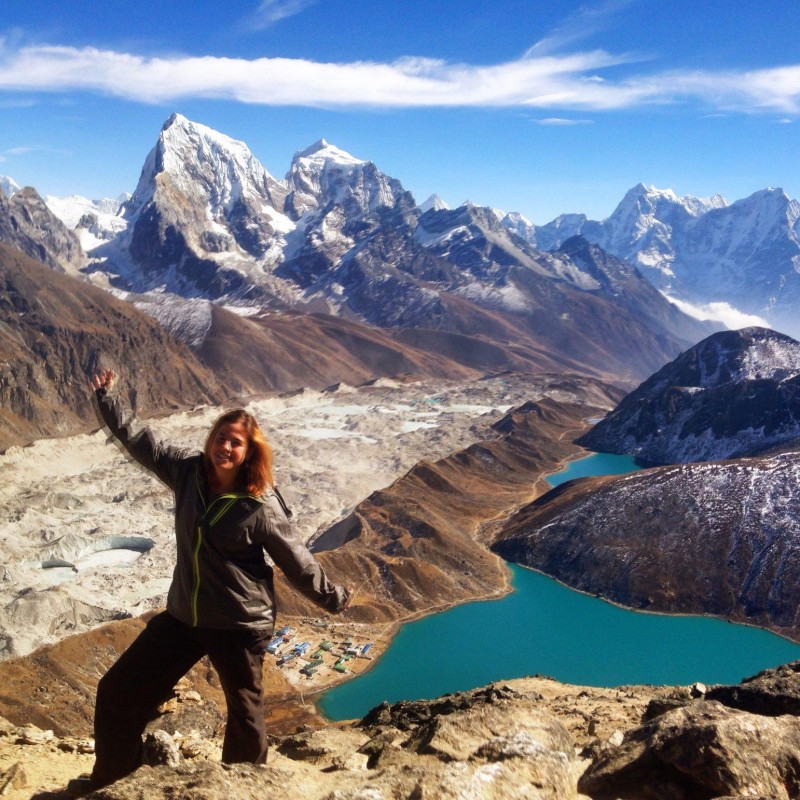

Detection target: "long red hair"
[203, 409, 274, 496]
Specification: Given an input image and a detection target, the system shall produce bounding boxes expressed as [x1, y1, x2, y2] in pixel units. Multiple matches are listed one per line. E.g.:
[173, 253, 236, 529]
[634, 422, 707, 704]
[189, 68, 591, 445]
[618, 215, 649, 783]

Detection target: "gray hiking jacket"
[94, 387, 349, 631]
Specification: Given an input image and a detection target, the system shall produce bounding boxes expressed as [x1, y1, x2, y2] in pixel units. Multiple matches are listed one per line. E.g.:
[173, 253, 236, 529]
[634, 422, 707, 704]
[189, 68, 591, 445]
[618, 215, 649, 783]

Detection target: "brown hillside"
[194, 307, 480, 396]
[0, 242, 224, 450]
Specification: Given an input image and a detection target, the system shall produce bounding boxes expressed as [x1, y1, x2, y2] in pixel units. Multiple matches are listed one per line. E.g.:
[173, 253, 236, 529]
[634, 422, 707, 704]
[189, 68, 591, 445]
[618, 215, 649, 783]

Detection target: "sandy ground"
[0, 374, 575, 660]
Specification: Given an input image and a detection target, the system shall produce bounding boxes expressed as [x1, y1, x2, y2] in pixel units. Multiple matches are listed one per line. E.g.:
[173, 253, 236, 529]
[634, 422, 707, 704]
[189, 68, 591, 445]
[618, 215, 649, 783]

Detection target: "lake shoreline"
[313, 449, 800, 722]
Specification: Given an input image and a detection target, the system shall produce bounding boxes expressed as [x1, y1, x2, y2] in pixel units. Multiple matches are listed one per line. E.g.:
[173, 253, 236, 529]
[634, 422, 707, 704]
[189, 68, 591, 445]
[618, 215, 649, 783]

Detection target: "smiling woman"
[75, 368, 353, 796]
[203, 409, 274, 496]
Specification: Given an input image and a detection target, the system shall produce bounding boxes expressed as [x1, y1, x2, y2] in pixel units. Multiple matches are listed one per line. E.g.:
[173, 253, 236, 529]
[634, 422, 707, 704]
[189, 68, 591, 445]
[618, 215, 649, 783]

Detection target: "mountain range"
[503, 183, 800, 338]
[83, 114, 708, 381]
[5, 119, 798, 352]
[3, 112, 799, 446]
[0, 113, 722, 446]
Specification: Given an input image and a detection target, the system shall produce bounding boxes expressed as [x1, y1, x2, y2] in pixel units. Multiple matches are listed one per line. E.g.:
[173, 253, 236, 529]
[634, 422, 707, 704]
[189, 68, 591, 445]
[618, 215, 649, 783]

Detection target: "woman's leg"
[91, 612, 206, 788]
[203, 628, 271, 764]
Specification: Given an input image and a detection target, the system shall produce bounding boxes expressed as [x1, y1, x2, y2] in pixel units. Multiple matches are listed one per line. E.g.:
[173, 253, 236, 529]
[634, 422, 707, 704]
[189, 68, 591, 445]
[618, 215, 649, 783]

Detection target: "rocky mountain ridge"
[0, 187, 85, 274]
[0, 238, 540, 450]
[0, 242, 224, 450]
[579, 326, 800, 464]
[493, 449, 800, 642]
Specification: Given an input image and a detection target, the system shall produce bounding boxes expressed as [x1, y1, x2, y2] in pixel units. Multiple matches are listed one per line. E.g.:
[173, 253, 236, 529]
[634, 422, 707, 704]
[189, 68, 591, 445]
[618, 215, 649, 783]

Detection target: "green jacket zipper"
[190, 469, 258, 627]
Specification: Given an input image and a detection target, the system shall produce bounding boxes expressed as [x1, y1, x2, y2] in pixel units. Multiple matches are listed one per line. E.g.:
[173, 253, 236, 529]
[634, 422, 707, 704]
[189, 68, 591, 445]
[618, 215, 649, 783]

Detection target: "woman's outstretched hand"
[90, 369, 117, 391]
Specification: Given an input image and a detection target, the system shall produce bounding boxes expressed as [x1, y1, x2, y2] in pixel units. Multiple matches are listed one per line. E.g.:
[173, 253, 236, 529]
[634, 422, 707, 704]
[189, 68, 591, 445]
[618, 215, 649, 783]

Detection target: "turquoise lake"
[318, 452, 800, 721]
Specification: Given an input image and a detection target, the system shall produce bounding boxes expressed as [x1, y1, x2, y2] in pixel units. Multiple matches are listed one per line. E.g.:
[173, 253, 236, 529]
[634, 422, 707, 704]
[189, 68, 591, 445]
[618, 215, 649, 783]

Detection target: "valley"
[2, 112, 800, 798]
[0, 372, 617, 662]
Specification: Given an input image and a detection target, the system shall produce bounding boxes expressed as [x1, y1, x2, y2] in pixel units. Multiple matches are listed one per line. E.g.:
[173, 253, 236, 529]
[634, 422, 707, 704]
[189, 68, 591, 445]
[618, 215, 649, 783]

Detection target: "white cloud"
[0, 145, 34, 163]
[249, 0, 317, 29]
[536, 117, 593, 126]
[664, 294, 771, 331]
[0, 41, 799, 115]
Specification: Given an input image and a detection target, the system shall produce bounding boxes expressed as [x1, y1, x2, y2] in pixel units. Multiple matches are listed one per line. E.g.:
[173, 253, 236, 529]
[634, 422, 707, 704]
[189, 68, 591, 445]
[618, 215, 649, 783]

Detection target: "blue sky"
[1, 0, 799, 222]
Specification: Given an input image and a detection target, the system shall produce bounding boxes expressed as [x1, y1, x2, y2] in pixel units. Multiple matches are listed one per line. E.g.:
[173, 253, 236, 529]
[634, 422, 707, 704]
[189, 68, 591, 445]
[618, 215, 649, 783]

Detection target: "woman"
[82, 369, 352, 791]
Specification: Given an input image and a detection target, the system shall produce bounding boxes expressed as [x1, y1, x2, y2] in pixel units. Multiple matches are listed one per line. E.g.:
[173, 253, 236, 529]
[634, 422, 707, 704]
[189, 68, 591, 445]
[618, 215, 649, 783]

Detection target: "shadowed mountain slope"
[492, 451, 800, 642]
[578, 327, 800, 464]
[0, 187, 85, 274]
[0, 242, 223, 450]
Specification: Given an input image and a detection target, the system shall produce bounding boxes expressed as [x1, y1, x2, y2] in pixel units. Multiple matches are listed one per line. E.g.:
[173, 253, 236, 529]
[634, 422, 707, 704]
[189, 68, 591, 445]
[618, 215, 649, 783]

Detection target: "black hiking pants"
[91, 611, 270, 789]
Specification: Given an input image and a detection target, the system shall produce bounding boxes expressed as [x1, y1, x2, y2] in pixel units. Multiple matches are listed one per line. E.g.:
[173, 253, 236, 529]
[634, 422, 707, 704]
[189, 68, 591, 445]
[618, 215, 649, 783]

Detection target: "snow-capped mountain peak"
[0, 175, 21, 197]
[418, 194, 450, 214]
[295, 138, 364, 167]
[44, 192, 129, 251]
[45, 194, 126, 229]
[126, 112, 287, 222]
[285, 138, 407, 219]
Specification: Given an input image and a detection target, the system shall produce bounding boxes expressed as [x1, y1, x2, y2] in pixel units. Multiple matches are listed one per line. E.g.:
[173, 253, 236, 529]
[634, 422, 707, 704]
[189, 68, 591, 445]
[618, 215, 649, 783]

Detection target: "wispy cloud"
[0, 146, 34, 163]
[0, 41, 799, 116]
[249, 0, 317, 29]
[527, 0, 636, 56]
[536, 117, 594, 126]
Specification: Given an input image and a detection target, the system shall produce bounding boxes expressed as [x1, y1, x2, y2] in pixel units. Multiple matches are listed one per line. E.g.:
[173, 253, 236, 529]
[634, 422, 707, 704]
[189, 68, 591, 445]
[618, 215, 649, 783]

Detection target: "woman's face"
[209, 421, 249, 478]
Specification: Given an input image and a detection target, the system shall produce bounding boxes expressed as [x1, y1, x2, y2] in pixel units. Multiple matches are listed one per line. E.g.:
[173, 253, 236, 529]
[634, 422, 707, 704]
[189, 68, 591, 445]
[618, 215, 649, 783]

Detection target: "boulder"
[707, 660, 800, 716]
[142, 730, 182, 770]
[579, 700, 800, 800]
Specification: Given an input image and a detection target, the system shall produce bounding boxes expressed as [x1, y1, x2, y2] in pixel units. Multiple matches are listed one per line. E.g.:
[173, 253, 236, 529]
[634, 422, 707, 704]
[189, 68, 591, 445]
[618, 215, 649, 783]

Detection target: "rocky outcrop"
[706, 660, 800, 717]
[0, 186, 85, 273]
[492, 450, 800, 641]
[5, 663, 800, 799]
[580, 700, 800, 800]
[578, 327, 800, 464]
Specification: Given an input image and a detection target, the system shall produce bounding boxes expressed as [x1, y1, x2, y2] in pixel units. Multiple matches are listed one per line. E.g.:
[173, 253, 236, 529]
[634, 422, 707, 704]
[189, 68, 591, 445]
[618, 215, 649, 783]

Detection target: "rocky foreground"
[1, 661, 798, 799]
